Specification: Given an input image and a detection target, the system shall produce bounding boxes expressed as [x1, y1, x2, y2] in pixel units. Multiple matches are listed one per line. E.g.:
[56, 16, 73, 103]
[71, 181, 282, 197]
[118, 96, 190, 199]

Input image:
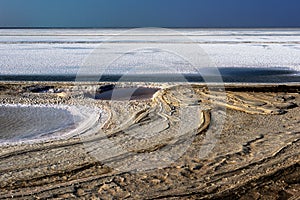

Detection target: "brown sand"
[0, 82, 299, 199]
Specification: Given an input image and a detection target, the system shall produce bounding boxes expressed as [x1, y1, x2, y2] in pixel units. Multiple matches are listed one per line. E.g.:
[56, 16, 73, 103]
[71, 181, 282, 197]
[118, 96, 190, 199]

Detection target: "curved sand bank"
[0, 82, 299, 199]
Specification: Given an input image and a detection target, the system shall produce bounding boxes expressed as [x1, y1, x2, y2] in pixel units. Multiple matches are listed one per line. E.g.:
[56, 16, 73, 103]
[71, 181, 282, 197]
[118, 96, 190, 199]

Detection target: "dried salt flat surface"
[0, 29, 300, 76]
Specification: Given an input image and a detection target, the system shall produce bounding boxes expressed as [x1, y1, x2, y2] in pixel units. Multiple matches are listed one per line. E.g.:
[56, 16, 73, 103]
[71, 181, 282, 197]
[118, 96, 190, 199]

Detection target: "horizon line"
[1, 26, 300, 30]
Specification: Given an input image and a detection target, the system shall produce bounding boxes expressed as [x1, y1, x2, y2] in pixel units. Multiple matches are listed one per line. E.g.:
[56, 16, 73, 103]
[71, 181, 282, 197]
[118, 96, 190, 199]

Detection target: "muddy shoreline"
[0, 82, 299, 199]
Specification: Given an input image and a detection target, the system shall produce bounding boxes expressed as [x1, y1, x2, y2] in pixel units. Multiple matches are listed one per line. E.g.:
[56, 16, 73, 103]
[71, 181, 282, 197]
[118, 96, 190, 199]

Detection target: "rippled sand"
[0, 82, 299, 199]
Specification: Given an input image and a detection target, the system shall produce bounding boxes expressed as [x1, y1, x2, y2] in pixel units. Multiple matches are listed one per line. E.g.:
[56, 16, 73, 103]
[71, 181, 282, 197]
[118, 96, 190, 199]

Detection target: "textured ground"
[0, 82, 299, 199]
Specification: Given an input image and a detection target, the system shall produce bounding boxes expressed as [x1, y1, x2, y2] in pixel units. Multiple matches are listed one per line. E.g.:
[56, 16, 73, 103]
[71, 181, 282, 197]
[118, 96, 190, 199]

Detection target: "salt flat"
[0, 29, 300, 76]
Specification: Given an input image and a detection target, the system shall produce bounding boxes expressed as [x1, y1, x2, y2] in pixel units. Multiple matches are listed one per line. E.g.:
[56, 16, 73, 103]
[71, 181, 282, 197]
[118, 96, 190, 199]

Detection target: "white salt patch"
[0, 29, 299, 75]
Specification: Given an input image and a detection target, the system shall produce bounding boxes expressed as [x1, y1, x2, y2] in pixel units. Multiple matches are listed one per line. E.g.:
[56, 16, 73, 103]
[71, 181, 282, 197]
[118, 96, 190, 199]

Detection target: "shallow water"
[1, 67, 299, 83]
[85, 87, 160, 100]
[0, 105, 75, 141]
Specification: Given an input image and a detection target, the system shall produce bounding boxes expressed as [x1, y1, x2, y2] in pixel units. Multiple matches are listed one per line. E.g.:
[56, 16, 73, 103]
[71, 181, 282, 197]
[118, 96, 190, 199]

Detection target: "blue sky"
[0, 0, 300, 28]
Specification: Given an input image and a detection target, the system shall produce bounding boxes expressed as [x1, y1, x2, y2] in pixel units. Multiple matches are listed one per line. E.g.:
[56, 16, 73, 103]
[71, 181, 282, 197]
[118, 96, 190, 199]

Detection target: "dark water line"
[0, 68, 299, 83]
[0, 75, 299, 83]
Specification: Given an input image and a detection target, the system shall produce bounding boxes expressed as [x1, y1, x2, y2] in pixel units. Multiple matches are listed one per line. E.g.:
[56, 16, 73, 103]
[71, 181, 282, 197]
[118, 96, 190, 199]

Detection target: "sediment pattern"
[0, 83, 299, 199]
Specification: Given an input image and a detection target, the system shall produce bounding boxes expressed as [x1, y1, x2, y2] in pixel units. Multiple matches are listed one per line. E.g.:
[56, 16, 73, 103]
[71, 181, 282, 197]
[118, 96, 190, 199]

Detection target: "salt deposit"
[0, 29, 299, 76]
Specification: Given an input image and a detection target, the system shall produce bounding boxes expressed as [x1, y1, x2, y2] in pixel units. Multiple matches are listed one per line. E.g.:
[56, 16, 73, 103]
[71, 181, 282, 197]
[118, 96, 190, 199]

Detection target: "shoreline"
[0, 69, 299, 83]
